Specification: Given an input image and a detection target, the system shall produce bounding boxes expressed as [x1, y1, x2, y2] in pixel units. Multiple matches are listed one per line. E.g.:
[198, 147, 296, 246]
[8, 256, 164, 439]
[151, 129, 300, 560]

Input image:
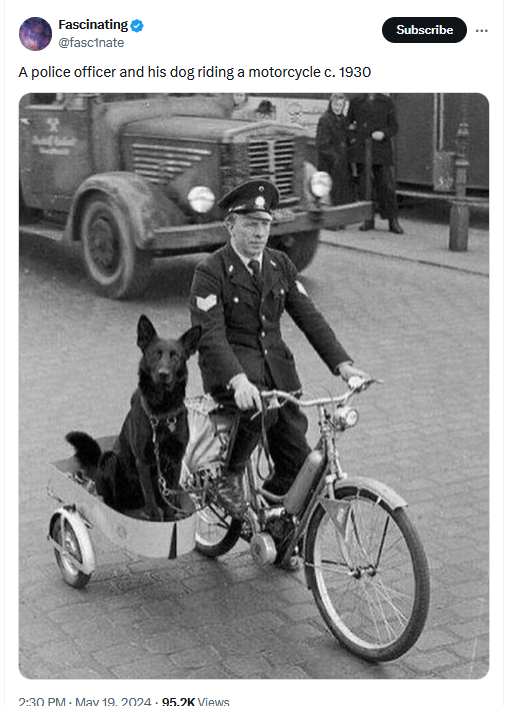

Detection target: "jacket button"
[261, 331, 266, 338]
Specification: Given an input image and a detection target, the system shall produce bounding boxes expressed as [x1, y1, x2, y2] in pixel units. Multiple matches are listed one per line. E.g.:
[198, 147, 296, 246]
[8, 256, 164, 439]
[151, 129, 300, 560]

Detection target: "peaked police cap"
[218, 179, 280, 216]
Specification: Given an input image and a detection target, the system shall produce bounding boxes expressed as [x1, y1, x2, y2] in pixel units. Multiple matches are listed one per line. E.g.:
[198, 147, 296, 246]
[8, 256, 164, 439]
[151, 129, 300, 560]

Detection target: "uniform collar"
[223, 244, 279, 293]
[230, 242, 264, 272]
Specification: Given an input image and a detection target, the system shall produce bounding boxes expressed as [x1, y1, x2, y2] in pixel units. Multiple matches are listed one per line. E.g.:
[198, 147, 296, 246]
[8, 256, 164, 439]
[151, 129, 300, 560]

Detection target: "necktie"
[248, 259, 263, 290]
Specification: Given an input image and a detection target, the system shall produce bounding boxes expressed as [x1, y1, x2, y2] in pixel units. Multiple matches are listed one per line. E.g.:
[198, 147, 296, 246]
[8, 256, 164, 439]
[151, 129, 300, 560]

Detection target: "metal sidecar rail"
[47, 436, 197, 588]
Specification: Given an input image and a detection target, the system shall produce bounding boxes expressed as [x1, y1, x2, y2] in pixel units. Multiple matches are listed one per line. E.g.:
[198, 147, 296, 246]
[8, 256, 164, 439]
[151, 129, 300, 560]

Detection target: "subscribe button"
[383, 17, 467, 43]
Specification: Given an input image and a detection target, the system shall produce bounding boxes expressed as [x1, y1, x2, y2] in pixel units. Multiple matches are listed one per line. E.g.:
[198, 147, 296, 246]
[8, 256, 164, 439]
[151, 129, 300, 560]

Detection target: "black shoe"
[389, 219, 404, 234]
[210, 473, 247, 518]
[359, 220, 375, 231]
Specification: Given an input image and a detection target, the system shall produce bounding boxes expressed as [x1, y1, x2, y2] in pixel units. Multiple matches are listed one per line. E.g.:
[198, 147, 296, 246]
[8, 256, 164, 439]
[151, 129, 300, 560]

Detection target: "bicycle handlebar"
[261, 377, 380, 409]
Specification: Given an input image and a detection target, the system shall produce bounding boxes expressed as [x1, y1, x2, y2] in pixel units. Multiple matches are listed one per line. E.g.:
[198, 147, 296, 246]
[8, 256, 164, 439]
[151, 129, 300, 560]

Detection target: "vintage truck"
[19, 93, 372, 298]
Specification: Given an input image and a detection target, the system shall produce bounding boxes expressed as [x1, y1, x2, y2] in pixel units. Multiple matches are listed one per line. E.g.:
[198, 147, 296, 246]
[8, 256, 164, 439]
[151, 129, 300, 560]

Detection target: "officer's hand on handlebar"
[337, 362, 372, 384]
[230, 373, 263, 411]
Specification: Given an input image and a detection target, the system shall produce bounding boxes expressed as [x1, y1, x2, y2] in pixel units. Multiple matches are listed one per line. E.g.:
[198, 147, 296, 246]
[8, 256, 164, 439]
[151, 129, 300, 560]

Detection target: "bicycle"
[186, 377, 430, 662]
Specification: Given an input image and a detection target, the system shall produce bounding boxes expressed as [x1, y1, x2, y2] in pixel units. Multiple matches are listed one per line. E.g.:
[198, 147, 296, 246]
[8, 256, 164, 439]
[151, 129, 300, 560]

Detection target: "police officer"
[190, 179, 368, 512]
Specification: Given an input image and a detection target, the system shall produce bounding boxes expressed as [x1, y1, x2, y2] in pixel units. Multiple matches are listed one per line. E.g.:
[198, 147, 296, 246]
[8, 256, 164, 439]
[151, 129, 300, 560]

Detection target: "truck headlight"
[309, 171, 332, 199]
[188, 186, 215, 213]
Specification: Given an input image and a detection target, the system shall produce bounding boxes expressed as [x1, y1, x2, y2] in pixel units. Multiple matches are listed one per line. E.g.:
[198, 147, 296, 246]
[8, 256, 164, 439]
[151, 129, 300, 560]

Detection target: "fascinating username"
[59, 37, 124, 48]
[58, 19, 129, 32]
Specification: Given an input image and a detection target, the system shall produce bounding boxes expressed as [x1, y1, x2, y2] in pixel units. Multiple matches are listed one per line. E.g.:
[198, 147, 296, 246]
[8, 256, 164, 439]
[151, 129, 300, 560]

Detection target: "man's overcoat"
[190, 244, 350, 399]
[348, 94, 399, 166]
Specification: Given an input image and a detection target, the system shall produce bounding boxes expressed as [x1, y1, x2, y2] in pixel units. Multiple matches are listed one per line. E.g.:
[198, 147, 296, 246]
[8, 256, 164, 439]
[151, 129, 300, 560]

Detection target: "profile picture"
[19, 17, 52, 51]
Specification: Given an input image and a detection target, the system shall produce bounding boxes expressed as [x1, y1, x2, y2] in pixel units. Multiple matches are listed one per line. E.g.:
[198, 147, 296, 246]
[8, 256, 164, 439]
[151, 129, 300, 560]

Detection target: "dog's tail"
[65, 431, 101, 478]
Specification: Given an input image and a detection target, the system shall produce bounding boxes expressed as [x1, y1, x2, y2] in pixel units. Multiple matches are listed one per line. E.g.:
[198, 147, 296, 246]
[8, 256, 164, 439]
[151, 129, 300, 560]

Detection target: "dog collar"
[140, 394, 185, 433]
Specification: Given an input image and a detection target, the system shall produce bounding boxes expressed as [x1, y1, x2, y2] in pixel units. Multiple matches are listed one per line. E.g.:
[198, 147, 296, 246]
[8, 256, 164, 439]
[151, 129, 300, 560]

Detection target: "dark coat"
[316, 103, 354, 205]
[348, 94, 399, 165]
[190, 244, 350, 397]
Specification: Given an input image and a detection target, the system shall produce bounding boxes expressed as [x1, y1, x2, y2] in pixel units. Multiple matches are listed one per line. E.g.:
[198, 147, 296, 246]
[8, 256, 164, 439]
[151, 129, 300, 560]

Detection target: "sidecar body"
[47, 436, 197, 588]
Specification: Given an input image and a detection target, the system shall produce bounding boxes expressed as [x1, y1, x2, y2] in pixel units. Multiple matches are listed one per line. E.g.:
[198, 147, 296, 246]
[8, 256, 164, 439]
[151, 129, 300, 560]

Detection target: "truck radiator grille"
[130, 142, 210, 183]
[247, 138, 296, 201]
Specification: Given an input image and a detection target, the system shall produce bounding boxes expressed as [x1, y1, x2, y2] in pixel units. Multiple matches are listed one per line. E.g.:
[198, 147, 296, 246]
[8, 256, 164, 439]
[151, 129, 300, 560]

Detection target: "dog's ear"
[137, 315, 158, 352]
[179, 325, 202, 358]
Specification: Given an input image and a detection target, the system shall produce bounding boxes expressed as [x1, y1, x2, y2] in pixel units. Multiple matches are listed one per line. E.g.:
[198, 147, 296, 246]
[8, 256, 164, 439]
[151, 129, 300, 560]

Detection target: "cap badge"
[255, 196, 266, 209]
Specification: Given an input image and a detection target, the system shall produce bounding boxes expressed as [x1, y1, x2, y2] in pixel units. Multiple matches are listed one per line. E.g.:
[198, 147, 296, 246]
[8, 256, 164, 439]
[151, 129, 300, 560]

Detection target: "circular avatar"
[19, 17, 52, 51]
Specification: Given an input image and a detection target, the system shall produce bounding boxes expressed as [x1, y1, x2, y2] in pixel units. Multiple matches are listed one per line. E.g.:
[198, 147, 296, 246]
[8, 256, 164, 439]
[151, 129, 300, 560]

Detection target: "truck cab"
[20, 93, 372, 298]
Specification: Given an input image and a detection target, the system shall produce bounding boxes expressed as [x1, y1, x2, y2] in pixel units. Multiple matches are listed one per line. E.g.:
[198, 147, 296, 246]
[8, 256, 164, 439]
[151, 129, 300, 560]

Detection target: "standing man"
[189, 180, 368, 513]
[348, 93, 404, 234]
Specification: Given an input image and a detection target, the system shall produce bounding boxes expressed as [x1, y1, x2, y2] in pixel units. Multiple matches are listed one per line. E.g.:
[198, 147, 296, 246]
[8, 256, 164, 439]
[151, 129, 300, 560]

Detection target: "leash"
[140, 395, 187, 512]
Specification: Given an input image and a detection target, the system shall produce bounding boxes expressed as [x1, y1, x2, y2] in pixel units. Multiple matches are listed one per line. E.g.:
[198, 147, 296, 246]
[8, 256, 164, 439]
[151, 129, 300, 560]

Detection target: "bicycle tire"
[304, 485, 429, 662]
[195, 503, 242, 558]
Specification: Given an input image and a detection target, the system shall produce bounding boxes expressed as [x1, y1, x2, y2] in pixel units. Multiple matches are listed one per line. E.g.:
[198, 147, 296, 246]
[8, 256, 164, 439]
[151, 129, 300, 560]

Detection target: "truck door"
[19, 94, 94, 213]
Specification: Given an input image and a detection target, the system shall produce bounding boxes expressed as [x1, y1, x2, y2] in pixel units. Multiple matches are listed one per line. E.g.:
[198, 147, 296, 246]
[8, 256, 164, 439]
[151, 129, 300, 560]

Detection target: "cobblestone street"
[18, 213, 490, 680]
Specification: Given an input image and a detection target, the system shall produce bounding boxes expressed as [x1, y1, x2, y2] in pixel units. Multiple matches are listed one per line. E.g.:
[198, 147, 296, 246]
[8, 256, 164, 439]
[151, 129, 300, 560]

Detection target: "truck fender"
[332, 476, 408, 510]
[68, 172, 189, 249]
[49, 506, 96, 575]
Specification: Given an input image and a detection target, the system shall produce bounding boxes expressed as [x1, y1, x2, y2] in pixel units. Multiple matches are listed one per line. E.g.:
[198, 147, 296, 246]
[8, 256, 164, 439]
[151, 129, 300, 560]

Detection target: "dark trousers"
[224, 402, 311, 495]
[357, 163, 398, 220]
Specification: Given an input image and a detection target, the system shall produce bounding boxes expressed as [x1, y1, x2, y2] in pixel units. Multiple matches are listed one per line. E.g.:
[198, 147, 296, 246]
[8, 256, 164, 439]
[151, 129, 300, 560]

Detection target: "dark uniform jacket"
[190, 244, 350, 398]
[348, 94, 398, 165]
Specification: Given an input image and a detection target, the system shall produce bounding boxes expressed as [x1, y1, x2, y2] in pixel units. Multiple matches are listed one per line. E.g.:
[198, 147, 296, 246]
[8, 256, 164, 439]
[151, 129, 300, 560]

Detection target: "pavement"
[320, 206, 489, 277]
[17, 207, 491, 682]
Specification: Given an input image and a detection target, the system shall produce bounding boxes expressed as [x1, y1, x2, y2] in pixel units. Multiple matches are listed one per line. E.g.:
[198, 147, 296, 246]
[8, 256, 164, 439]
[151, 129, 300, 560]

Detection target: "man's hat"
[218, 179, 279, 217]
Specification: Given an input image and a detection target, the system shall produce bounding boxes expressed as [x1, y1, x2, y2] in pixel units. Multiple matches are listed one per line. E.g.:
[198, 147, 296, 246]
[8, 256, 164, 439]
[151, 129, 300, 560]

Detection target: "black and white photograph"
[19, 92, 489, 679]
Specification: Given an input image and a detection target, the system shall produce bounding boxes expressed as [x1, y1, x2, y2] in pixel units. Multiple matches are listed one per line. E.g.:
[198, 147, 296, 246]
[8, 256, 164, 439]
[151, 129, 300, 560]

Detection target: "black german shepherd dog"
[66, 315, 201, 521]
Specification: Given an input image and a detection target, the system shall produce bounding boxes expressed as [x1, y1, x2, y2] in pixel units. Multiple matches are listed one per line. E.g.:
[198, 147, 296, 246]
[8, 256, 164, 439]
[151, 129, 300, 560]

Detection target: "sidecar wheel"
[49, 511, 94, 588]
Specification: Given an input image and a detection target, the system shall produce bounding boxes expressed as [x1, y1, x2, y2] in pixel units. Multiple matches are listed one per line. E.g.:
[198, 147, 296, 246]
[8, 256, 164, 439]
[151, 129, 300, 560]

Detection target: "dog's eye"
[170, 351, 179, 360]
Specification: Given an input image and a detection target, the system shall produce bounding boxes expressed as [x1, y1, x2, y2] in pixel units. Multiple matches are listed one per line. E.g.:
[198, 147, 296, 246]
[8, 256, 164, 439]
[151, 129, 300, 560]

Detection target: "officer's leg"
[225, 411, 263, 473]
[263, 402, 311, 496]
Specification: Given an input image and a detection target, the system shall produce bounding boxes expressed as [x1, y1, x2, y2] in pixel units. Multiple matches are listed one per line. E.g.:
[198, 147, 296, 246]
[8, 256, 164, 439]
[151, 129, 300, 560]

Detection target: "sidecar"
[47, 436, 197, 588]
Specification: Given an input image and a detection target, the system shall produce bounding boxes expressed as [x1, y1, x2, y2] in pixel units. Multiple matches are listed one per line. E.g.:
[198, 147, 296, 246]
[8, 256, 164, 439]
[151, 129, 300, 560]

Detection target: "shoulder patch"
[296, 280, 308, 296]
[196, 294, 217, 311]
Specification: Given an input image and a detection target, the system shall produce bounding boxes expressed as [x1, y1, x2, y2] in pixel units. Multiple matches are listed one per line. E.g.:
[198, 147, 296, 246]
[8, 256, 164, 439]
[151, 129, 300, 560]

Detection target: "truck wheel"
[81, 195, 151, 299]
[269, 230, 319, 272]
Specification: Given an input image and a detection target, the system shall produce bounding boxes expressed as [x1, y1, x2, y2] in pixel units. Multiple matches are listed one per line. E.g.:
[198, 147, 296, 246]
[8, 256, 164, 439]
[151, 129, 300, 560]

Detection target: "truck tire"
[81, 195, 151, 299]
[269, 230, 319, 272]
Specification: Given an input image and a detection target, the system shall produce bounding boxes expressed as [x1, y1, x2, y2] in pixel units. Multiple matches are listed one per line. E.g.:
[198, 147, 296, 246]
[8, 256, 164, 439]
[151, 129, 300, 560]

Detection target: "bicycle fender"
[48, 506, 96, 575]
[333, 476, 408, 510]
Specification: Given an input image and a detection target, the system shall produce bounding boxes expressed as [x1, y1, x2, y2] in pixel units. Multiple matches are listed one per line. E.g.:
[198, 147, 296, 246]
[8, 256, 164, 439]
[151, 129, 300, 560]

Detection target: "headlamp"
[309, 171, 332, 199]
[188, 186, 215, 214]
[333, 406, 359, 430]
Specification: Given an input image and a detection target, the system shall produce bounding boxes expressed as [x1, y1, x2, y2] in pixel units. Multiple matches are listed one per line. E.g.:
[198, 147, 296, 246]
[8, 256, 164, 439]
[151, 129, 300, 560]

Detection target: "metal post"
[364, 136, 373, 201]
[449, 95, 470, 251]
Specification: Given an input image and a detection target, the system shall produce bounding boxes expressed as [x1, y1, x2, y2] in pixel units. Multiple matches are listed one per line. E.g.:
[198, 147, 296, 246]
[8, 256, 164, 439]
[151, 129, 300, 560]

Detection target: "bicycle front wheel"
[304, 486, 429, 662]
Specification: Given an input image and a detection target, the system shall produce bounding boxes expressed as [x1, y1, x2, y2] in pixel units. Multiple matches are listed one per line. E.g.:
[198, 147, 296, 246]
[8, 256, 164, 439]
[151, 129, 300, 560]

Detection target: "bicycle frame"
[239, 381, 375, 566]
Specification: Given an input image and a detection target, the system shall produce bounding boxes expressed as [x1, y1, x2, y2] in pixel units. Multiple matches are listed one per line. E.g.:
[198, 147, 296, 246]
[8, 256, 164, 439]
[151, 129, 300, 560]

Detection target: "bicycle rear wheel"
[304, 486, 429, 662]
[195, 502, 242, 558]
